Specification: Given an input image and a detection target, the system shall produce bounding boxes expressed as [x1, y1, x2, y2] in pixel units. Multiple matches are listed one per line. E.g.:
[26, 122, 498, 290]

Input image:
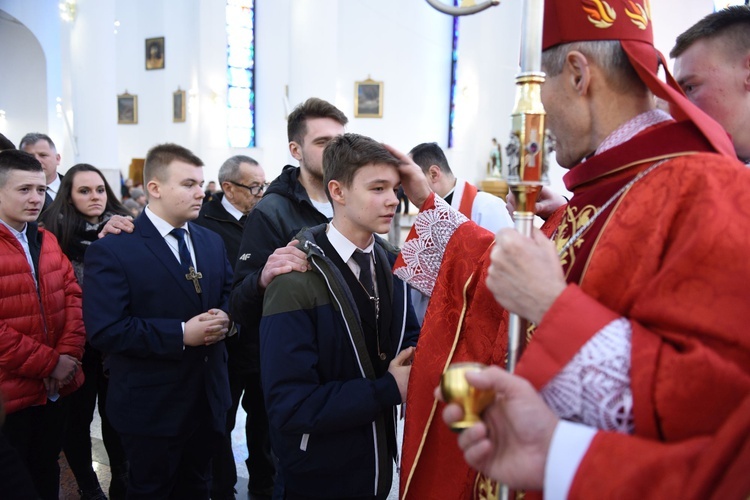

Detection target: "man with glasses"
[193, 155, 271, 500]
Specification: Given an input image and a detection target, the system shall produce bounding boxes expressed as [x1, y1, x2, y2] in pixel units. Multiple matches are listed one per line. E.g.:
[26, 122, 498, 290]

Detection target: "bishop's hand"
[486, 227, 566, 324]
[437, 365, 558, 491]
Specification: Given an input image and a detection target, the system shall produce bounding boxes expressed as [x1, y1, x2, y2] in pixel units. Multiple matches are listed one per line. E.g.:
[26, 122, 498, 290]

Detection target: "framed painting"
[173, 89, 186, 122]
[354, 79, 383, 118]
[117, 92, 138, 124]
[145, 36, 165, 70]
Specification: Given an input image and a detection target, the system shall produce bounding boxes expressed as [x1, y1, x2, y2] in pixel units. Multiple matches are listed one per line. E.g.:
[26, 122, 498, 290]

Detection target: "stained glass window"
[226, 0, 255, 147]
[448, 0, 459, 148]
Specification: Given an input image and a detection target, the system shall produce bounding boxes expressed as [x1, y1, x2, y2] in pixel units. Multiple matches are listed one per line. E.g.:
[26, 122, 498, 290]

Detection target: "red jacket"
[0, 223, 85, 414]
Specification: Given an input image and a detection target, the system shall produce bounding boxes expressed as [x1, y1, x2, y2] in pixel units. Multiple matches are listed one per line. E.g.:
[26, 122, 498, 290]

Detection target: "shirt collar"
[220, 194, 244, 221]
[145, 206, 189, 238]
[327, 222, 375, 265]
[0, 219, 27, 239]
[47, 174, 61, 195]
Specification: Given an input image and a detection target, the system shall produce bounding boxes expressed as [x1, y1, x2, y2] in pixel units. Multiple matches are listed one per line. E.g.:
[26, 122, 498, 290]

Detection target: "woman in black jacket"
[41, 164, 130, 500]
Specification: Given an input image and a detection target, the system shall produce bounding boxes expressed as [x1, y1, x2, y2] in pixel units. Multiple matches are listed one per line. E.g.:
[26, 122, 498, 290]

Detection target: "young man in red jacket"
[0, 149, 85, 500]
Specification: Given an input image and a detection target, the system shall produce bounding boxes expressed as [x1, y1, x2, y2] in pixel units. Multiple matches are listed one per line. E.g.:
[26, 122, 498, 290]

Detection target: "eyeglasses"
[229, 181, 270, 196]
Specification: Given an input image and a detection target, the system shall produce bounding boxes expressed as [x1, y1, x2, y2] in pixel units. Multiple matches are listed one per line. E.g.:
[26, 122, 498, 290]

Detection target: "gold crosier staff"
[426, 1, 550, 499]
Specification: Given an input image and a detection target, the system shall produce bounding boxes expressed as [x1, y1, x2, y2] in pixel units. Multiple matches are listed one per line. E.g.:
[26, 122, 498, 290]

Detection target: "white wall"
[0, 10, 48, 147]
[1, 0, 718, 192]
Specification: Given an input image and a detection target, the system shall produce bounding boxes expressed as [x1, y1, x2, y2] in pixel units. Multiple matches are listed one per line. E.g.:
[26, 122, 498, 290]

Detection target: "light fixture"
[59, 0, 77, 23]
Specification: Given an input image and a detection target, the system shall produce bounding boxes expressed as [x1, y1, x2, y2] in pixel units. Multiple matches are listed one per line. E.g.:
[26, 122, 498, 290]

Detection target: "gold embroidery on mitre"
[555, 203, 597, 272]
[473, 473, 499, 500]
[624, 1, 649, 30]
[582, 0, 616, 28]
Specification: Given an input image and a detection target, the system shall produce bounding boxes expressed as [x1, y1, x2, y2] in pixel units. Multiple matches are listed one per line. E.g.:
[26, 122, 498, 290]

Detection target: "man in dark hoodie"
[229, 97, 348, 497]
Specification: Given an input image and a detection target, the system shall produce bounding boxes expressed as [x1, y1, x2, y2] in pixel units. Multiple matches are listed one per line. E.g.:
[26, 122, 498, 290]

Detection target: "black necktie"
[352, 251, 374, 297]
[170, 228, 194, 271]
[239, 214, 248, 225]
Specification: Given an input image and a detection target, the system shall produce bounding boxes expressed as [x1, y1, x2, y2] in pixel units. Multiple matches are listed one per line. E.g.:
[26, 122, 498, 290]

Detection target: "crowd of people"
[0, 3, 748, 500]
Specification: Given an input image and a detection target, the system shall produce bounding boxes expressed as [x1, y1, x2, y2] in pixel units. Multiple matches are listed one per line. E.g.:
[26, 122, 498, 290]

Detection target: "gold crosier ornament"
[426, 1, 550, 499]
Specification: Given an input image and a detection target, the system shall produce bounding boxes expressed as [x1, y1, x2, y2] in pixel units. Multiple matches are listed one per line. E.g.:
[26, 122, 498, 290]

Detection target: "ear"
[220, 181, 234, 199]
[146, 179, 161, 200]
[427, 165, 441, 183]
[743, 51, 750, 92]
[289, 141, 303, 161]
[566, 51, 591, 96]
[328, 179, 345, 205]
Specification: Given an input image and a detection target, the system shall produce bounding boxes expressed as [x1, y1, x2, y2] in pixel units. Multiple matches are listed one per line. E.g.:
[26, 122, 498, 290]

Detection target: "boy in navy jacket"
[260, 134, 419, 499]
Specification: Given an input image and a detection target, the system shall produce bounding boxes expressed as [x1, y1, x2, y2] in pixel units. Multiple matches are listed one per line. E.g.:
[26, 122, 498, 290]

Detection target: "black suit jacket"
[83, 212, 233, 437]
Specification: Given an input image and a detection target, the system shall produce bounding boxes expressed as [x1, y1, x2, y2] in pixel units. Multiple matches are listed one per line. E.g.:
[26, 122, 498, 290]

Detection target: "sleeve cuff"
[544, 420, 597, 500]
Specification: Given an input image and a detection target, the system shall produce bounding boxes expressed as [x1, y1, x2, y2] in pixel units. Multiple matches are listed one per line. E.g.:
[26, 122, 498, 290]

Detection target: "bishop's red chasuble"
[396, 120, 750, 499]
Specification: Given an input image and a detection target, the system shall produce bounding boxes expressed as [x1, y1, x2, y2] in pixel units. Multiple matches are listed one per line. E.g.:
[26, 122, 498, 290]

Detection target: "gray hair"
[542, 40, 646, 95]
[218, 155, 259, 184]
[19, 132, 56, 151]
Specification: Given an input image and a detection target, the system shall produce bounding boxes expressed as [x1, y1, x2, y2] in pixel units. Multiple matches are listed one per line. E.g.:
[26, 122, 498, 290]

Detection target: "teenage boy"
[0, 149, 85, 499]
[260, 133, 420, 500]
[83, 144, 233, 499]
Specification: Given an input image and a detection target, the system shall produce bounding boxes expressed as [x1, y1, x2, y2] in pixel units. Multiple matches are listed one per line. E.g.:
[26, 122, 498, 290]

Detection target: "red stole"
[457, 181, 478, 220]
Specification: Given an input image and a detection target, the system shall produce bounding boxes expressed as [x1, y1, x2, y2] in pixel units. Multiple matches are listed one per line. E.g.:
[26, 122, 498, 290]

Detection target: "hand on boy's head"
[382, 144, 432, 209]
[98, 214, 135, 238]
[259, 240, 310, 290]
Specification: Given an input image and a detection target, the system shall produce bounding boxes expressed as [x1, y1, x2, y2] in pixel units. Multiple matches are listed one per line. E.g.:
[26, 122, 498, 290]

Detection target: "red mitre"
[541, 0, 736, 158]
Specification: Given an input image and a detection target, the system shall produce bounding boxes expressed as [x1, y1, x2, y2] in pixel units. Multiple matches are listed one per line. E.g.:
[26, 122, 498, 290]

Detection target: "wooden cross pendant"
[185, 266, 203, 294]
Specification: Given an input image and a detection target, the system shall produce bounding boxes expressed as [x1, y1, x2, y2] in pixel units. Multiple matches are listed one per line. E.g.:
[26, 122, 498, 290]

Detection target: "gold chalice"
[440, 362, 495, 432]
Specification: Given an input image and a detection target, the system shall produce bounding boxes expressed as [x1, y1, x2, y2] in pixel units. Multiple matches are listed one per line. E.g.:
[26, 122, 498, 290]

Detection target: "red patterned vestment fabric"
[396, 120, 750, 498]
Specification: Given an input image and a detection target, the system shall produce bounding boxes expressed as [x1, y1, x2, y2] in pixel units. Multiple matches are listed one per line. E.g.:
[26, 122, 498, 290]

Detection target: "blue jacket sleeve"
[83, 241, 184, 359]
[260, 273, 402, 435]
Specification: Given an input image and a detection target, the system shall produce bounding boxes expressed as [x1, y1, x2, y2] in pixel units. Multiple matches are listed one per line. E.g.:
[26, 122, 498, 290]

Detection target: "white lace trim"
[540, 318, 634, 434]
[595, 109, 672, 156]
[394, 196, 468, 297]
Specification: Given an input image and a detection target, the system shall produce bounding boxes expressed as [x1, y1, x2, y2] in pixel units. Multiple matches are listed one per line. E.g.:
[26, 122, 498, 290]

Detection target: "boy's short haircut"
[322, 133, 399, 202]
[409, 142, 454, 175]
[143, 143, 204, 185]
[0, 150, 43, 187]
[287, 97, 348, 145]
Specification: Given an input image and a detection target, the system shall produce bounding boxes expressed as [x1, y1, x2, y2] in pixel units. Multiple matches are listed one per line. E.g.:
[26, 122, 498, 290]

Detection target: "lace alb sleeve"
[394, 195, 468, 297]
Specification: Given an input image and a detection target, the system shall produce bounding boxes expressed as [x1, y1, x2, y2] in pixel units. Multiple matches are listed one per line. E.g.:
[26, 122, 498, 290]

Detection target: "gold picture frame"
[117, 92, 138, 124]
[354, 78, 383, 118]
[145, 36, 165, 70]
[173, 89, 186, 122]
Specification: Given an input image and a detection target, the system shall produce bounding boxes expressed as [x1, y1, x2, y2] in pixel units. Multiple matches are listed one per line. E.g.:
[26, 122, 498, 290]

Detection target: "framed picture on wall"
[145, 36, 165, 70]
[117, 92, 138, 124]
[354, 78, 383, 118]
[173, 89, 186, 122]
